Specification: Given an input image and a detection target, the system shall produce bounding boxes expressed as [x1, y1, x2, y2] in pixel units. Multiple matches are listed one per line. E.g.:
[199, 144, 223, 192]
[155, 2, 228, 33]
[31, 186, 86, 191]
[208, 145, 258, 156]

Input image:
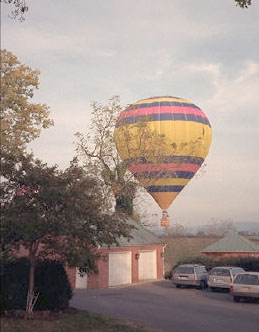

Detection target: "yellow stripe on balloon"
[134, 97, 193, 105]
[151, 192, 179, 210]
[138, 178, 190, 187]
[114, 121, 212, 160]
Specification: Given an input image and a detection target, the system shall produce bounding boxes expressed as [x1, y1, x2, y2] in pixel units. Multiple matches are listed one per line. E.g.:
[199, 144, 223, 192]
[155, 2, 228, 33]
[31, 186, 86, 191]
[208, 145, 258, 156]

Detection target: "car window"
[234, 274, 259, 285]
[232, 268, 244, 276]
[174, 266, 194, 274]
[195, 266, 207, 273]
[209, 268, 230, 276]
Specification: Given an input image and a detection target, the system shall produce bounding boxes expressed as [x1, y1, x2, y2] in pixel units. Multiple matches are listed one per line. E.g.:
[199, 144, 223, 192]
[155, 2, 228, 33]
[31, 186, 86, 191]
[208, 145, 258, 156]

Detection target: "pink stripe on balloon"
[129, 163, 200, 174]
[119, 106, 207, 120]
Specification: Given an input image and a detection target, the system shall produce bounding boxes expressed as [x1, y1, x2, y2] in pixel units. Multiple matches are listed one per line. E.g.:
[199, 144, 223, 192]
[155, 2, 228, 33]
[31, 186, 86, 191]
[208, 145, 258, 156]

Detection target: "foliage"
[34, 260, 72, 310]
[1, 258, 72, 311]
[1, 49, 53, 160]
[165, 255, 259, 278]
[1, 0, 28, 21]
[1, 154, 133, 314]
[75, 96, 139, 217]
[1, 258, 30, 311]
[235, 0, 252, 8]
[196, 219, 236, 237]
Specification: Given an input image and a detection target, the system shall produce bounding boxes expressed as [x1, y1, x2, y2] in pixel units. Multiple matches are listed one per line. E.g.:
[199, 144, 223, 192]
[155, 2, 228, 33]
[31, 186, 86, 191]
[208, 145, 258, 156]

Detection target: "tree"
[1, 49, 53, 161]
[197, 219, 237, 237]
[1, 154, 133, 316]
[1, 0, 28, 21]
[235, 0, 252, 8]
[75, 96, 140, 218]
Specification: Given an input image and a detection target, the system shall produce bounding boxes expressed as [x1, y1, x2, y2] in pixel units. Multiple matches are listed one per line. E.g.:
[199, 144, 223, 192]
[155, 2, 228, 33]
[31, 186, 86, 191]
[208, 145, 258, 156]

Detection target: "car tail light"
[230, 285, 233, 292]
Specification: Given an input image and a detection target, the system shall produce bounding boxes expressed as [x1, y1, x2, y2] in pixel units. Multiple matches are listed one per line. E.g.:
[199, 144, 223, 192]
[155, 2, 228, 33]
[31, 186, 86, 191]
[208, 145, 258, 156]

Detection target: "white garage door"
[75, 268, 88, 289]
[109, 252, 132, 287]
[138, 250, 157, 281]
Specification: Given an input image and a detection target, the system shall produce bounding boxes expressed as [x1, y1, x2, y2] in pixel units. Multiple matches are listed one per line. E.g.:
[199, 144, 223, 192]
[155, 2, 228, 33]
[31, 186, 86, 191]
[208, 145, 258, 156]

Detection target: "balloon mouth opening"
[161, 210, 169, 227]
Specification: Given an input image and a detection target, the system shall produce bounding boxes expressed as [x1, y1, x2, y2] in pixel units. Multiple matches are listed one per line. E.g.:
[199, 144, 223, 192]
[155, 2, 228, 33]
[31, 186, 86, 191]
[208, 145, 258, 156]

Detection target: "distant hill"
[188, 221, 259, 235]
[150, 221, 259, 236]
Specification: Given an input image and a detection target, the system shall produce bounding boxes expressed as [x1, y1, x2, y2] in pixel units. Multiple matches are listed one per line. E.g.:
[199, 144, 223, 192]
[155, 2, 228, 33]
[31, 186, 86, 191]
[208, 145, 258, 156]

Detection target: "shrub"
[1, 258, 72, 311]
[35, 260, 72, 310]
[165, 255, 259, 277]
[1, 258, 30, 311]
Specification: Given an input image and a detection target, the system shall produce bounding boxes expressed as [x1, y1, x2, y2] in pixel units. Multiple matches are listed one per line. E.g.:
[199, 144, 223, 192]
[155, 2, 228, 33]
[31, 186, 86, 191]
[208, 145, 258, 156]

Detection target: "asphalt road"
[70, 280, 259, 332]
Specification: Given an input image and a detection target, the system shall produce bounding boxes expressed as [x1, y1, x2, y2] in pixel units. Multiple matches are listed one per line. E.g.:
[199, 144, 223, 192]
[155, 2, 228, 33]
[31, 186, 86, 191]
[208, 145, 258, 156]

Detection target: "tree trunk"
[25, 240, 39, 318]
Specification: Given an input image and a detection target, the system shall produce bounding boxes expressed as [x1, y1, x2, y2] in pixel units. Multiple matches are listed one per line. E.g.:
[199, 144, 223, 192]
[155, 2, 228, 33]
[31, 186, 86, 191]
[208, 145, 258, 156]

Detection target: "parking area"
[71, 280, 259, 332]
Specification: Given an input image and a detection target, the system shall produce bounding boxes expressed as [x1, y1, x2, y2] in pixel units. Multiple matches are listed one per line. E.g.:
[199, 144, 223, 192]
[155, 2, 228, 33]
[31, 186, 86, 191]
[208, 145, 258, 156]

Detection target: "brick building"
[202, 232, 259, 259]
[66, 217, 165, 289]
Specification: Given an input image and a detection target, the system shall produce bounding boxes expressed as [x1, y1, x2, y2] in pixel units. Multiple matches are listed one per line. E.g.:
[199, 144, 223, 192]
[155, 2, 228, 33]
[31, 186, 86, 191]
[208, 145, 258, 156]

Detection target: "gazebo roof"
[202, 232, 259, 253]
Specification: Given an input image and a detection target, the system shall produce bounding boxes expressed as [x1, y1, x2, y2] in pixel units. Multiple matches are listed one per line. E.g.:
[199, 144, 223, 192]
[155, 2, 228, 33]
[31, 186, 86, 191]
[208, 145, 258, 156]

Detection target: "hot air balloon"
[114, 96, 212, 227]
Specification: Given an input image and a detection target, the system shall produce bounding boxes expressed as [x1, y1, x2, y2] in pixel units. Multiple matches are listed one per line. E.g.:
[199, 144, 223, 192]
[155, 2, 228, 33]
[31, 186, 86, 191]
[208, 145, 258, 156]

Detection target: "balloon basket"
[160, 210, 170, 227]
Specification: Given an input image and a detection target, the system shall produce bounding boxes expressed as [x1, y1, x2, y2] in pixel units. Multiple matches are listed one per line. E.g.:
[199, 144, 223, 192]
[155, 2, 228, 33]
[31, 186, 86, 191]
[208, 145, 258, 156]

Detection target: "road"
[70, 280, 259, 332]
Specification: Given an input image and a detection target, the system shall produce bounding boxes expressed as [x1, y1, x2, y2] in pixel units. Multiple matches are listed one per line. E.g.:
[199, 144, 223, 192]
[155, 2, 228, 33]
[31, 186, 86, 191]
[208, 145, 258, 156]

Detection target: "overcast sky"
[2, 0, 259, 228]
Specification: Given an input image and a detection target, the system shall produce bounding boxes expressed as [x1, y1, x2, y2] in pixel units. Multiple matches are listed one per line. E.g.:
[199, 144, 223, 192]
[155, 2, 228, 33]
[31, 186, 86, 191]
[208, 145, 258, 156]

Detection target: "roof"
[103, 217, 164, 248]
[202, 232, 259, 253]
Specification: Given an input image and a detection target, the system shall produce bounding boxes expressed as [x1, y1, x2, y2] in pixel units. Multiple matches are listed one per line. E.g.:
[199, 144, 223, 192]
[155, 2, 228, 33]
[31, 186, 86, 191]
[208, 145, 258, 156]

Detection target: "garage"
[75, 268, 88, 289]
[138, 250, 157, 281]
[109, 251, 132, 287]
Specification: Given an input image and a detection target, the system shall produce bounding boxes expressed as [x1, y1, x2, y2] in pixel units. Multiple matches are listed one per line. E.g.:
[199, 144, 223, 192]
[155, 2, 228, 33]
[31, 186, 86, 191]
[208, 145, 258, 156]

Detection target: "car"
[230, 272, 259, 302]
[171, 264, 208, 289]
[207, 266, 245, 291]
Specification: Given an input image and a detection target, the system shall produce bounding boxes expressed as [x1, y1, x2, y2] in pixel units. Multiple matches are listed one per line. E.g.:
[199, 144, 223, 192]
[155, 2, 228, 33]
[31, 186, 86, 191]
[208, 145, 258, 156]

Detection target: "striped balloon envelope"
[114, 96, 212, 227]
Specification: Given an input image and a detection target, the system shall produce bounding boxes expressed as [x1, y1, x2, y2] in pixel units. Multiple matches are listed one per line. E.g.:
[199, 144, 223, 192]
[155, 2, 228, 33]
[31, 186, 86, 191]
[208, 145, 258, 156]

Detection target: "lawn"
[2, 311, 164, 332]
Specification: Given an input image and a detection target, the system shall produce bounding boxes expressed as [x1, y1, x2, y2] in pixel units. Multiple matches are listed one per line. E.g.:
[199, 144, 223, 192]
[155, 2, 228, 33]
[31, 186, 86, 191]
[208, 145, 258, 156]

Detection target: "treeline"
[165, 256, 259, 279]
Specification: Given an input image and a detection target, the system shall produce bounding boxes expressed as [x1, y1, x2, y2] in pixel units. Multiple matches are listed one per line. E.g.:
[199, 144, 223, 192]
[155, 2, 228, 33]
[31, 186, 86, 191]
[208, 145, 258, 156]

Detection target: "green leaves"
[1, 50, 53, 159]
[1, 155, 133, 269]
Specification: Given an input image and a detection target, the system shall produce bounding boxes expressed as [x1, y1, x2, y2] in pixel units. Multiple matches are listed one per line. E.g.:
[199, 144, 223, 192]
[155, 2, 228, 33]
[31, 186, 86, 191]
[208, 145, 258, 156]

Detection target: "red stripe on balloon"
[119, 106, 207, 120]
[129, 163, 200, 174]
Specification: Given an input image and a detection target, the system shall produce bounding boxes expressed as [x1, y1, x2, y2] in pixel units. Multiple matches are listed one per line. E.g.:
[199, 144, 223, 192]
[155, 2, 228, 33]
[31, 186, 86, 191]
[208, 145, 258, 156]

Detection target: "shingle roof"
[202, 232, 259, 253]
[103, 217, 164, 248]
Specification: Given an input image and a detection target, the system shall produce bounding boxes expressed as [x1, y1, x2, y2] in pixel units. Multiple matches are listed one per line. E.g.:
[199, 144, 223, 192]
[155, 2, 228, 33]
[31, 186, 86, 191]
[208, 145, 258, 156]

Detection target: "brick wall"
[68, 244, 165, 289]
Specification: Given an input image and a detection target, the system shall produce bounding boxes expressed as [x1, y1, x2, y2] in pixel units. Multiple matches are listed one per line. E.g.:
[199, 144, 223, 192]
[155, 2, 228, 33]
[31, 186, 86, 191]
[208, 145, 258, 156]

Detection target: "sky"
[2, 0, 259, 228]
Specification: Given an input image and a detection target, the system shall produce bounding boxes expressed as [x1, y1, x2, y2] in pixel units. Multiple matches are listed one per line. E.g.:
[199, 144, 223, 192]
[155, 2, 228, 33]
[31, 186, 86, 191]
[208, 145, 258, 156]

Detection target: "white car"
[230, 272, 259, 302]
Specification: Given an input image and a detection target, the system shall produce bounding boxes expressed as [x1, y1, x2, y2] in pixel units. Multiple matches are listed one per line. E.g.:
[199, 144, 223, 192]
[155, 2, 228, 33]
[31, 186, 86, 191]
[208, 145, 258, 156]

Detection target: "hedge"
[1, 258, 72, 312]
[165, 255, 259, 279]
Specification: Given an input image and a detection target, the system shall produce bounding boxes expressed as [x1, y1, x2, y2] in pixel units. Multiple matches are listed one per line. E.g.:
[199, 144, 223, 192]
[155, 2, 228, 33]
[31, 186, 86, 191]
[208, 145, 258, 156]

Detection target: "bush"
[165, 255, 259, 277]
[1, 258, 29, 311]
[35, 260, 72, 310]
[1, 258, 72, 311]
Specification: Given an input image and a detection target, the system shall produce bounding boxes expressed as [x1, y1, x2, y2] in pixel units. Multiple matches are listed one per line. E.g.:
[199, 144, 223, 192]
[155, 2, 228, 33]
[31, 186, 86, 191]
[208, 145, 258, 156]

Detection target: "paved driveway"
[71, 280, 259, 332]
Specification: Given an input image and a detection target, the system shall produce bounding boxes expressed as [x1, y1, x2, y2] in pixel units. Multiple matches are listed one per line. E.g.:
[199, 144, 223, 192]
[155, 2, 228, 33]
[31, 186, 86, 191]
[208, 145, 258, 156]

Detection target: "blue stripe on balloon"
[134, 171, 194, 179]
[147, 185, 184, 192]
[126, 101, 200, 110]
[125, 156, 204, 165]
[115, 113, 211, 128]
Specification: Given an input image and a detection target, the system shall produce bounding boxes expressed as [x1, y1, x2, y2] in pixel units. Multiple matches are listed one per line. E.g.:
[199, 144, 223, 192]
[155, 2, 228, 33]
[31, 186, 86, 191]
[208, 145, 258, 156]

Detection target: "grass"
[1, 311, 164, 332]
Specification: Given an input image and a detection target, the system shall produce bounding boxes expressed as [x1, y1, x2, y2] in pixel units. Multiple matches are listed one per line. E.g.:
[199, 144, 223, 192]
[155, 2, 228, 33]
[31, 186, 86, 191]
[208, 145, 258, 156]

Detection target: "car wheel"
[176, 285, 181, 288]
[210, 287, 216, 292]
[234, 296, 240, 303]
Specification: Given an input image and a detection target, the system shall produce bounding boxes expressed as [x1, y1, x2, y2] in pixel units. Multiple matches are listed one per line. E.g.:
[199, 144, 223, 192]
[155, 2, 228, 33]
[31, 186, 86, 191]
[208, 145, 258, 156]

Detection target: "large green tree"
[1, 49, 53, 160]
[1, 154, 133, 316]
